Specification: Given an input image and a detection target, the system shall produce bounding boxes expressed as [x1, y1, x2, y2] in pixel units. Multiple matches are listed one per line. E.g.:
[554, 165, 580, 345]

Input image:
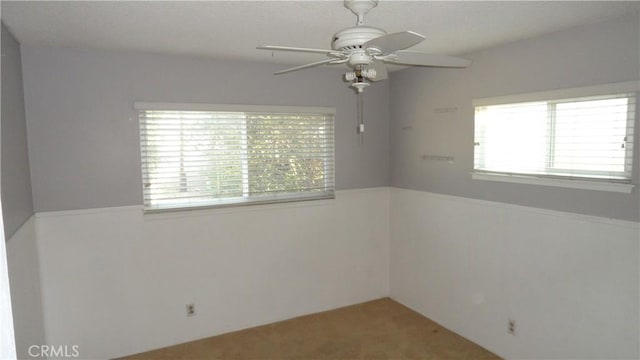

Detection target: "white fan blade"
[369, 60, 388, 82]
[364, 31, 425, 53]
[274, 58, 337, 75]
[257, 45, 335, 55]
[386, 51, 471, 68]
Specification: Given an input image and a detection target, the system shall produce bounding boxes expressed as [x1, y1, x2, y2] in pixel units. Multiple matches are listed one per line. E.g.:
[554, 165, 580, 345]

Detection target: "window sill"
[471, 173, 635, 193]
[143, 192, 335, 214]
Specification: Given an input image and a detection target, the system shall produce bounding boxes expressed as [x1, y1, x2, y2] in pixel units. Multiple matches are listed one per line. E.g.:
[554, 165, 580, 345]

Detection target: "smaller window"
[473, 82, 637, 191]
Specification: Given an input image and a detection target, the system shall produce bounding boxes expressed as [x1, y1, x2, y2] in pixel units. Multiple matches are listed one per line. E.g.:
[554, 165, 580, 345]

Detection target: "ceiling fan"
[257, 0, 471, 138]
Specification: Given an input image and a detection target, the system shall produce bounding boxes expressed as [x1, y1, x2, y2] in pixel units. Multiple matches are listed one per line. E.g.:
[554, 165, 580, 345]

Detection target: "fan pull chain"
[357, 91, 364, 144]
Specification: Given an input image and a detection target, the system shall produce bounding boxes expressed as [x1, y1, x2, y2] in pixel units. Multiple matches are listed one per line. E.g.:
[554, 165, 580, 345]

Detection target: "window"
[137, 103, 335, 212]
[473, 82, 637, 192]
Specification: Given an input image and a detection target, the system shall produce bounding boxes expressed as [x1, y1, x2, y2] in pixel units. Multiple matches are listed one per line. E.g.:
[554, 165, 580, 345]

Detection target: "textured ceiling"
[2, 1, 639, 67]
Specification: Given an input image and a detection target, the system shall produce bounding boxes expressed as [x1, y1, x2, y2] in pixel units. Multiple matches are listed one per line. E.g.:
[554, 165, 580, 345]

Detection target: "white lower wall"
[6, 216, 46, 359]
[16, 186, 639, 359]
[390, 188, 639, 359]
[34, 188, 390, 359]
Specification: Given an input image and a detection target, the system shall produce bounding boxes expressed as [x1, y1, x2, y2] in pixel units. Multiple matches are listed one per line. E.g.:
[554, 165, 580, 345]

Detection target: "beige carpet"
[121, 298, 499, 359]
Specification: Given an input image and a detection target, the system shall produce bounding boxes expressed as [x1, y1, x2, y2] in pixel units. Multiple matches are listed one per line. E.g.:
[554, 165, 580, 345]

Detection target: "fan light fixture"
[257, 0, 471, 139]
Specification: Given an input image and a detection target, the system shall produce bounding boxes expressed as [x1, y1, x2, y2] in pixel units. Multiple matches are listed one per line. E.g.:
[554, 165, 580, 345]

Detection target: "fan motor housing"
[331, 26, 387, 51]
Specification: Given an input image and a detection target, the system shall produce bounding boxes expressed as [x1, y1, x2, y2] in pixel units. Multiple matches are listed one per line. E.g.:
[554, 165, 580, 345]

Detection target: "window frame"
[136, 102, 336, 212]
[472, 81, 638, 193]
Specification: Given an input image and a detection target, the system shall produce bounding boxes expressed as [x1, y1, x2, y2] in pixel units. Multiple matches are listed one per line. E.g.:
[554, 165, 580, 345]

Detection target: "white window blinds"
[473, 82, 637, 184]
[137, 103, 335, 212]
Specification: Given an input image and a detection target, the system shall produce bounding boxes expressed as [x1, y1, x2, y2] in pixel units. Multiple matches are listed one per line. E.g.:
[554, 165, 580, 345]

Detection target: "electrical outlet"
[508, 319, 516, 335]
[186, 303, 195, 317]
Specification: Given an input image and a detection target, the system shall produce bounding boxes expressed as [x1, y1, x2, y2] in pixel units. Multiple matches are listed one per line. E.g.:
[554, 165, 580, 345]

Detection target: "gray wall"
[1, 22, 34, 238]
[390, 14, 640, 222]
[2, 22, 46, 360]
[21, 46, 390, 212]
